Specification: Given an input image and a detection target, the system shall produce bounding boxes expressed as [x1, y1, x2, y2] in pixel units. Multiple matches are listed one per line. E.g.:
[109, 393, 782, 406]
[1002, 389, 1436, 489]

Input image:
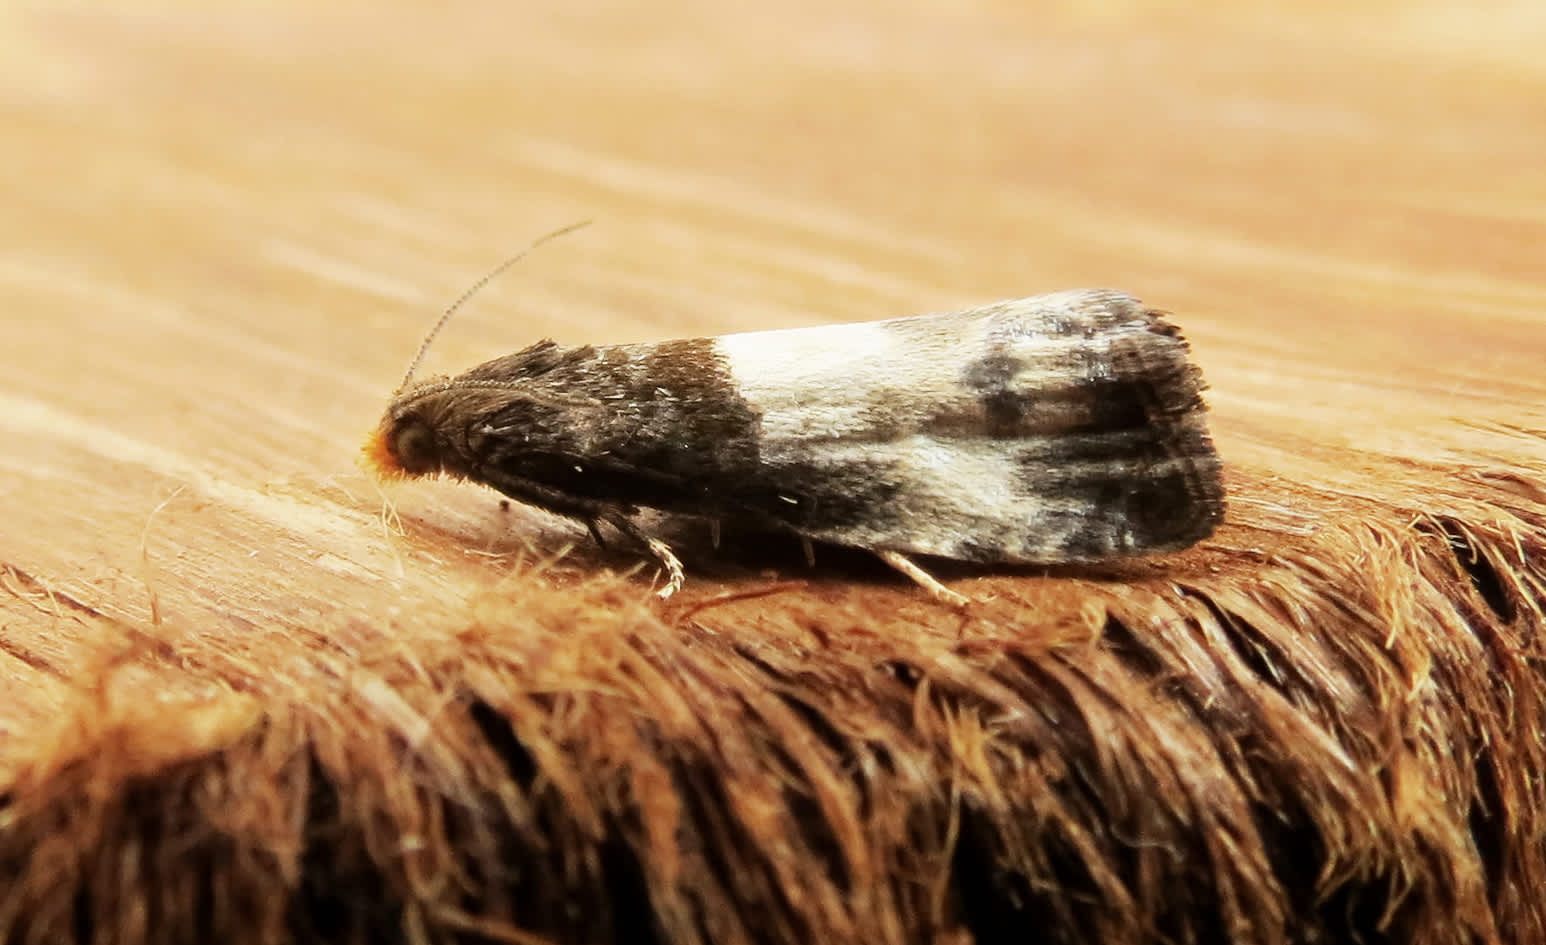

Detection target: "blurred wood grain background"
[1, 2, 1544, 939]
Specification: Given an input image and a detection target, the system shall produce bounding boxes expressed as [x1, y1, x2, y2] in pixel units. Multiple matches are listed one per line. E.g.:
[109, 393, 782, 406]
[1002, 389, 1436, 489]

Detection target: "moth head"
[364, 380, 527, 483]
[362, 386, 456, 481]
[365, 222, 591, 484]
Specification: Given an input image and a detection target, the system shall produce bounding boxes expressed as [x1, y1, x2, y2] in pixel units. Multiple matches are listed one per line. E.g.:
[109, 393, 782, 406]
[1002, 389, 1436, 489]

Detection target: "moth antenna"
[397, 219, 593, 391]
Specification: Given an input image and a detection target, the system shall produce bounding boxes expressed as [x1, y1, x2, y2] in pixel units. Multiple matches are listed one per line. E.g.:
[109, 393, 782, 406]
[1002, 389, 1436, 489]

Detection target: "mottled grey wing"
[709, 290, 1224, 563]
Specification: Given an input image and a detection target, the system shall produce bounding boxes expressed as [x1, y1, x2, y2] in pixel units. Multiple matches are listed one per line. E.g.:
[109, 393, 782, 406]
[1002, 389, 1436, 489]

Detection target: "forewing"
[710, 290, 1224, 562]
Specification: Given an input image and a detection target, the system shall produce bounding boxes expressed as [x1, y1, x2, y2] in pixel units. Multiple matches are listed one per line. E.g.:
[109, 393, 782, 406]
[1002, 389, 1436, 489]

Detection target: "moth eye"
[391, 419, 440, 475]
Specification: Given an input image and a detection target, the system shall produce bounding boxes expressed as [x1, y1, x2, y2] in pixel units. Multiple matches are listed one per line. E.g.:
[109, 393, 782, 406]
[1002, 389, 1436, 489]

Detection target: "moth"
[365, 235, 1224, 603]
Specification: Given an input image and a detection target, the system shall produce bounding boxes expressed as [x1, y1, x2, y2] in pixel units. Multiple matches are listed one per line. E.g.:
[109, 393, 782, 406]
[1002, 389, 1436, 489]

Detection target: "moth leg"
[644, 538, 686, 600]
[598, 510, 686, 599]
[800, 536, 816, 567]
[475, 469, 681, 594]
[877, 550, 970, 608]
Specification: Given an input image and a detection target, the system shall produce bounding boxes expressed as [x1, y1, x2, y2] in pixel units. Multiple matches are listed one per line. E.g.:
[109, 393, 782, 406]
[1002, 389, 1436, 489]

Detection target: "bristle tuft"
[361, 423, 407, 481]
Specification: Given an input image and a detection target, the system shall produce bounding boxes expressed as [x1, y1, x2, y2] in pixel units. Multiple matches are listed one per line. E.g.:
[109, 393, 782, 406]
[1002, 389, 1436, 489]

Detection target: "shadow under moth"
[365, 233, 1224, 604]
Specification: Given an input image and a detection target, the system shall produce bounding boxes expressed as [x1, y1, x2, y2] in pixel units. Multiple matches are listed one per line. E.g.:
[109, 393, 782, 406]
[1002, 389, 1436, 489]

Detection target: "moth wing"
[712, 290, 1224, 562]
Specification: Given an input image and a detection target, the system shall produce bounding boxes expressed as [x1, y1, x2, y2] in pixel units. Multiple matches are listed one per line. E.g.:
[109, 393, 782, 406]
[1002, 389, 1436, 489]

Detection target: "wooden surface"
[1, 2, 1545, 940]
